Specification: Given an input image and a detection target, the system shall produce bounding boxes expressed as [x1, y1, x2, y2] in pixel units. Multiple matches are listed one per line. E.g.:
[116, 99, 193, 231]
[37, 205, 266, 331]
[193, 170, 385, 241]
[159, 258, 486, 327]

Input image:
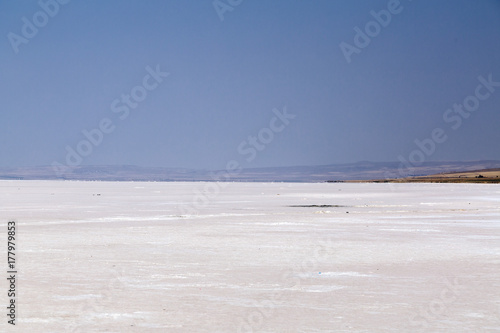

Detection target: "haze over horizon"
[2, 0, 499, 171]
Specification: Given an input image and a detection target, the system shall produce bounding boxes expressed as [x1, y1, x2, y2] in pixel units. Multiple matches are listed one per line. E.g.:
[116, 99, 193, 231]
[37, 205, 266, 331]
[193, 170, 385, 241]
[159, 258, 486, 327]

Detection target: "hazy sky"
[1, 0, 499, 170]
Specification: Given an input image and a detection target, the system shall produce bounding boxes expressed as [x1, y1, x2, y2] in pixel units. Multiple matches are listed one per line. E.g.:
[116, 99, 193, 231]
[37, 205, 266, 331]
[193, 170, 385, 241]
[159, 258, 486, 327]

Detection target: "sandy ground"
[0, 180, 499, 332]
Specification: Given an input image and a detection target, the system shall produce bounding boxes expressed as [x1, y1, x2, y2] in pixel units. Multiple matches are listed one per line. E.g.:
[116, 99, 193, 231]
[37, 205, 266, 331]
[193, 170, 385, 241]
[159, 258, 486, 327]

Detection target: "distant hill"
[367, 168, 500, 184]
[1, 160, 500, 182]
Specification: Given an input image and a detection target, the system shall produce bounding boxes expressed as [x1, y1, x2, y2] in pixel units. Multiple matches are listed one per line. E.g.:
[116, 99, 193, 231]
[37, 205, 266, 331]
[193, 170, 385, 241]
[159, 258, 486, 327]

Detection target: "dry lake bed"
[0, 180, 499, 332]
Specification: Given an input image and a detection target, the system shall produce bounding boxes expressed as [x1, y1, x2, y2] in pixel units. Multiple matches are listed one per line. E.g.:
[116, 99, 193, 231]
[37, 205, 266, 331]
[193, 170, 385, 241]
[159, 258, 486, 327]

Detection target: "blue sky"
[1, 0, 499, 169]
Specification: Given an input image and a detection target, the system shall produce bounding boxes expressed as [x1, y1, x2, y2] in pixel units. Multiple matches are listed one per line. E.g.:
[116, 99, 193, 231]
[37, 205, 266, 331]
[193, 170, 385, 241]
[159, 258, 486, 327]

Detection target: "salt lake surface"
[0, 180, 499, 332]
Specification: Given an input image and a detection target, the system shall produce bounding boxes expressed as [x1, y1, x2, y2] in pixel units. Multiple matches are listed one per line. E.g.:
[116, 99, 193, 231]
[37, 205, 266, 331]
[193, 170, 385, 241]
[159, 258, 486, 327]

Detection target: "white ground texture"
[0, 180, 499, 332]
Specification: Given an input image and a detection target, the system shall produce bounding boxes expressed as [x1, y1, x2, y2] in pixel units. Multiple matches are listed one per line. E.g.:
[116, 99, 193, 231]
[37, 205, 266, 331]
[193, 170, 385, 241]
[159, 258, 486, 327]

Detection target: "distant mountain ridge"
[1, 160, 500, 182]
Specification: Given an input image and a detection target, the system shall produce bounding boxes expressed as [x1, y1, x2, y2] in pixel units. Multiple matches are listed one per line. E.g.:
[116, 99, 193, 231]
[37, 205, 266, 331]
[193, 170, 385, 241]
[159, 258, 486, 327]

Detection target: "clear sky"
[1, 0, 499, 170]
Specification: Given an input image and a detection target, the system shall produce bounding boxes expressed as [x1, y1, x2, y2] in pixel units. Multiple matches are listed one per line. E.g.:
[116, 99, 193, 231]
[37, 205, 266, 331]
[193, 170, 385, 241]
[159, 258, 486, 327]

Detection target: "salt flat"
[0, 180, 499, 332]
